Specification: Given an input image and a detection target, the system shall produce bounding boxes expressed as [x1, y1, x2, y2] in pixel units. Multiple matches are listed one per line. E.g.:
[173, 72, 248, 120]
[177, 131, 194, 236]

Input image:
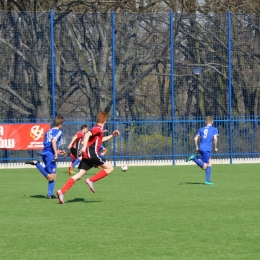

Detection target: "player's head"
[81, 124, 88, 130]
[81, 124, 88, 133]
[96, 111, 108, 124]
[205, 116, 213, 125]
[54, 116, 64, 129]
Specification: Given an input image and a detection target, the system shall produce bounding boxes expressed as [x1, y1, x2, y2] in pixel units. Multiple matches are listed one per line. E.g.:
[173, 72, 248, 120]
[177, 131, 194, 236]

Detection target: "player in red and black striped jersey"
[67, 125, 88, 175]
[56, 111, 120, 204]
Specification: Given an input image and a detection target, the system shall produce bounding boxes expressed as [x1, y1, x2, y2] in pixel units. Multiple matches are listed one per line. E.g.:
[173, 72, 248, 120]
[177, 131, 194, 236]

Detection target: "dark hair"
[53, 116, 64, 127]
[81, 125, 88, 130]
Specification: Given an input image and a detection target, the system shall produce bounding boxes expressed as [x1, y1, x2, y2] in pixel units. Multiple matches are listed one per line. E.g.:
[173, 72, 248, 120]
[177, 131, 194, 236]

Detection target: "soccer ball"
[121, 165, 128, 172]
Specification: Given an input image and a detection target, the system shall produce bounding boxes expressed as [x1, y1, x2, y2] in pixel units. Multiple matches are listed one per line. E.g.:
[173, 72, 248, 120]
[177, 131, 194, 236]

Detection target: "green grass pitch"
[0, 164, 260, 260]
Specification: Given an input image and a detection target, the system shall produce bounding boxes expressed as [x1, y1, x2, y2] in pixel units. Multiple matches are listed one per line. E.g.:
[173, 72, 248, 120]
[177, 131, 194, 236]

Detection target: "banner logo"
[30, 125, 44, 141]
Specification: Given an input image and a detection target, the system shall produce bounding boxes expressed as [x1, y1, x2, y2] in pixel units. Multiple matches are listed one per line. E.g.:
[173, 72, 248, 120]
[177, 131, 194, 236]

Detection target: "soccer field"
[0, 164, 259, 260]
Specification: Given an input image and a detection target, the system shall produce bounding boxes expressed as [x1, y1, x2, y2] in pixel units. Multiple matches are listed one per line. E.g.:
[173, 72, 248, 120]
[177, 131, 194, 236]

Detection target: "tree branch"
[0, 37, 39, 72]
[0, 96, 32, 116]
[0, 84, 35, 110]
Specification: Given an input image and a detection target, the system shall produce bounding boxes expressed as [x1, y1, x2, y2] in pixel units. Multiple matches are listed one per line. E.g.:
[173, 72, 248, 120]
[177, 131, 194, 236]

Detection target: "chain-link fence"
[1, 11, 260, 164]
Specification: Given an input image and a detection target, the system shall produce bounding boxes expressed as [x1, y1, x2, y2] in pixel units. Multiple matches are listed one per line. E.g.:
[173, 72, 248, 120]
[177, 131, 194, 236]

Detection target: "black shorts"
[70, 147, 78, 158]
[78, 157, 107, 171]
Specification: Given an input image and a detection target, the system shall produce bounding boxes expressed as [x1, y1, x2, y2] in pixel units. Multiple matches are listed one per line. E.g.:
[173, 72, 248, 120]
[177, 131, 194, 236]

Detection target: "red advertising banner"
[0, 124, 50, 150]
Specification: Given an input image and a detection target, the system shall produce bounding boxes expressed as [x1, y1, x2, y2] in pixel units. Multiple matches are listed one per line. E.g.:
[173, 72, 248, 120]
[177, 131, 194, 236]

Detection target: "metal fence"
[1, 11, 260, 165]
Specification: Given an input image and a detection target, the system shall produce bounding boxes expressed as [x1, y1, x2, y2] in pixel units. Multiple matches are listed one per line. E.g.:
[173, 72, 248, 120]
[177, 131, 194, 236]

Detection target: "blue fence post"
[170, 11, 175, 165]
[228, 11, 233, 164]
[111, 11, 117, 166]
[4, 149, 8, 163]
[50, 9, 56, 119]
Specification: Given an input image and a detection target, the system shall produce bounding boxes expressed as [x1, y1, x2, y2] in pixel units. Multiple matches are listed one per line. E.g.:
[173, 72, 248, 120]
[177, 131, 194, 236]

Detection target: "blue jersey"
[42, 127, 63, 156]
[197, 125, 218, 152]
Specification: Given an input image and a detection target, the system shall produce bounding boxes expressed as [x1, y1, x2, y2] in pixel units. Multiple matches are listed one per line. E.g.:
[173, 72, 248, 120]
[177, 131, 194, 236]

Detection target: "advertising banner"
[0, 124, 50, 150]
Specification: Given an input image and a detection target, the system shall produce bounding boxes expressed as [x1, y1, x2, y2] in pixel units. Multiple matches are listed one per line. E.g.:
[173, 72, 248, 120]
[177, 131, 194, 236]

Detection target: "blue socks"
[35, 162, 56, 196]
[205, 166, 212, 182]
[48, 180, 55, 196]
[72, 158, 81, 168]
[35, 163, 48, 178]
[192, 156, 204, 168]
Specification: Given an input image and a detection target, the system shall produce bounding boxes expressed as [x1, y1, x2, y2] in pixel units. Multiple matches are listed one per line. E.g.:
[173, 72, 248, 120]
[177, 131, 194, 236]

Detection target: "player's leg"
[72, 144, 82, 169]
[69, 148, 77, 162]
[200, 152, 213, 185]
[56, 174, 81, 204]
[205, 158, 213, 185]
[86, 160, 114, 193]
[44, 159, 58, 198]
[25, 156, 49, 177]
[47, 178, 56, 198]
[72, 156, 81, 169]
[60, 169, 86, 194]
[186, 153, 206, 168]
[68, 148, 77, 175]
[56, 159, 90, 204]
[25, 155, 57, 198]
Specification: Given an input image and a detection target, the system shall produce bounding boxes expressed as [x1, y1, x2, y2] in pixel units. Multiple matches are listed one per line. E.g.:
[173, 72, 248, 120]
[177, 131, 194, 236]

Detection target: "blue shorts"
[200, 151, 211, 164]
[42, 154, 57, 174]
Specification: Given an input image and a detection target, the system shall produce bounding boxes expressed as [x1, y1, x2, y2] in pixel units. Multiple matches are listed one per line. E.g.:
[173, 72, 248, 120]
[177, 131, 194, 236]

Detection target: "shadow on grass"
[29, 195, 46, 199]
[66, 198, 102, 203]
[179, 182, 205, 185]
[26, 195, 102, 204]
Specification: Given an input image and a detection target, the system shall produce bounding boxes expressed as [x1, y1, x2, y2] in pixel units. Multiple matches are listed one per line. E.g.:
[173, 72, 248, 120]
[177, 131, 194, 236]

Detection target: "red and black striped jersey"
[82, 125, 103, 159]
[71, 131, 85, 149]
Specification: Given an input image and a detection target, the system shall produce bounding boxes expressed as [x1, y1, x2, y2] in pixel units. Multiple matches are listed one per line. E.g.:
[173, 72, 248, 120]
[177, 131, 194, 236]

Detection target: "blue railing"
[1, 116, 260, 165]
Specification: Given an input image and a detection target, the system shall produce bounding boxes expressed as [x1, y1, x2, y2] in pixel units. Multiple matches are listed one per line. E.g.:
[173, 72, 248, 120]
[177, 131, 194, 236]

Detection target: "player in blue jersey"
[25, 116, 66, 198]
[186, 116, 218, 185]
[97, 145, 107, 168]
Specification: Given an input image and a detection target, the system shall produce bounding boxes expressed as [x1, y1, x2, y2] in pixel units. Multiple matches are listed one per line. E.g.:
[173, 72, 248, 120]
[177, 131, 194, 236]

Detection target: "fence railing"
[1, 115, 260, 166]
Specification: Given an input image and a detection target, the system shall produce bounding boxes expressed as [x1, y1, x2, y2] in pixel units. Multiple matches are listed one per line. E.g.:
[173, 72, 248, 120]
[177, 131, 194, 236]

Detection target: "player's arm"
[100, 147, 107, 156]
[52, 138, 58, 159]
[68, 135, 78, 149]
[102, 130, 120, 142]
[194, 135, 200, 153]
[213, 135, 218, 152]
[78, 131, 92, 154]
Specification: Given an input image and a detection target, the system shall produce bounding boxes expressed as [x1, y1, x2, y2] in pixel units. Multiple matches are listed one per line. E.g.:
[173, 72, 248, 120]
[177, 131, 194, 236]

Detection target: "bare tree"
[1, 0, 260, 120]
